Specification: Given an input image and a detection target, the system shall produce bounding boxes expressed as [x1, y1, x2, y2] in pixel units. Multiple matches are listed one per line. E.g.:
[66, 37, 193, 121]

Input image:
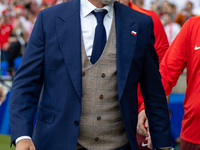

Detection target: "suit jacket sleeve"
[137, 10, 169, 113]
[140, 17, 171, 149]
[9, 11, 45, 145]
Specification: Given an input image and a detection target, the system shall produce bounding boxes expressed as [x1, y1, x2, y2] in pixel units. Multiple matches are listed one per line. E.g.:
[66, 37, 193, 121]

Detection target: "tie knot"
[92, 10, 107, 23]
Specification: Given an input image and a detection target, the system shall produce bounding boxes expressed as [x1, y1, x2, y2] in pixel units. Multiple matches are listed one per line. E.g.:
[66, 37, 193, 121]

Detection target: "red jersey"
[42, 0, 58, 5]
[129, 2, 169, 112]
[160, 16, 200, 145]
[0, 24, 12, 50]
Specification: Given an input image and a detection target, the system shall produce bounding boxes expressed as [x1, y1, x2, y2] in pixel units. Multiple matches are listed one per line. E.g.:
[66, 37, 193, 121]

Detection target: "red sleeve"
[138, 10, 169, 113]
[138, 92, 145, 113]
[137, 84, 145, 113]
[159, 18, 190, 95]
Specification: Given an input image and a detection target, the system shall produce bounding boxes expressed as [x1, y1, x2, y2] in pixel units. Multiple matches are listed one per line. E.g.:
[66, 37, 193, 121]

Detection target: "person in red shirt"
[42, 0, 58, 6]
[117, 0, 169, 149]
[160, 16, 200, 150]
[0, 15, 12, 61]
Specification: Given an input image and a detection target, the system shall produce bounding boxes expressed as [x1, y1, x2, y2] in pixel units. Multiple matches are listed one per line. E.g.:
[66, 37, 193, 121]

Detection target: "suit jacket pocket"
[37, 105, 56, 124]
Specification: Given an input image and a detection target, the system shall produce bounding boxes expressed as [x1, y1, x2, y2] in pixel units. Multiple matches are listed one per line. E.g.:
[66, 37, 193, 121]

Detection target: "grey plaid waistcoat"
[76, 13, 129, 150]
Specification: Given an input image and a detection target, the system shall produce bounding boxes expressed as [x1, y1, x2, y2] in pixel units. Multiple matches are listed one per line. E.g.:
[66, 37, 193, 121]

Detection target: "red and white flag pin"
[131, 31, 137, 36]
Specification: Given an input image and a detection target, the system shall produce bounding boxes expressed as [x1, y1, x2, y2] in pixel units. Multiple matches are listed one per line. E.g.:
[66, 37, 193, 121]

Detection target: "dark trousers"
[78, 143, 131, 150]
[180, 139, 200, 150]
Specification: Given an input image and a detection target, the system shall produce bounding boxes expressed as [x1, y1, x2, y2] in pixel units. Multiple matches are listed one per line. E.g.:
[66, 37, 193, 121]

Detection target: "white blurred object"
[142, 0, 152, 10]
[193, 6, 200, 15]
[0, 3, 7, 17]
[166, 0, 200, 14]
[164, 22, 181, 45]
[56, 0, 63, 4]
[0, 83, 9, 106]
[35, 0, 42, 6]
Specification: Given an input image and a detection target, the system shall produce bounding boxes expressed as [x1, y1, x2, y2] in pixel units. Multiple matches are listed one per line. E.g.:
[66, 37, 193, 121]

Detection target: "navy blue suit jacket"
[9, 0, 171, 149]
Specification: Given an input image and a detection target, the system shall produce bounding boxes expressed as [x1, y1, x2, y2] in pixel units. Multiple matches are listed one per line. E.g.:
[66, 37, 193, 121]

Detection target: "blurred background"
[0, 0, 197, 149]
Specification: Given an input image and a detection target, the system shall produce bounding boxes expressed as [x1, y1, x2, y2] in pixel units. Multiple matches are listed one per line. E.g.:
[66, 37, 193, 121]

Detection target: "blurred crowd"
[0, 0, 200, 77]
[0, 0, 67, 77]
[136, 0, 200, 44]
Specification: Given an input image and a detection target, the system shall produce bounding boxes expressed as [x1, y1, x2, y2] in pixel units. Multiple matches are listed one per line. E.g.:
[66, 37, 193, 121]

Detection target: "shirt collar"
[81, 0, 113, 18]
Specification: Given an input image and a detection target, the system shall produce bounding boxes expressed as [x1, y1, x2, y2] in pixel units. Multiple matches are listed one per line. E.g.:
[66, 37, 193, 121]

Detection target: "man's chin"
[98, 0, 116, 5]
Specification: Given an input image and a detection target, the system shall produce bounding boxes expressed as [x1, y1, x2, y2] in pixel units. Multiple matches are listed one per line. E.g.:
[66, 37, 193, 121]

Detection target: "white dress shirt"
[164, 22, 181, 45]
[15, 0, 114, 144]
[81, 0, 113, 59]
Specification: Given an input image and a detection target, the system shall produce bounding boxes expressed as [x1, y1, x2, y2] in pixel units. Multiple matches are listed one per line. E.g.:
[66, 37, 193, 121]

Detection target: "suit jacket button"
[97, 116, 101, 120]
[82, 72, 85, 77]
[94, 137, 99, 141]
[99, 95, 103, 99]
[101, 73, 105, 78]
[74, 121, 79, 126]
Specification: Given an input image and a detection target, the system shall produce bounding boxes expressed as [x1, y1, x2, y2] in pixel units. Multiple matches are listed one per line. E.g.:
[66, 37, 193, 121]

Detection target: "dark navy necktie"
[90, 10, 108, 64]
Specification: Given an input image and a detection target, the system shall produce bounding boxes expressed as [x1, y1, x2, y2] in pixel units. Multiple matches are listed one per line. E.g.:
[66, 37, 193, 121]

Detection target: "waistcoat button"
[97, 116, 101, 120]
[74, 121, 79, 126]
[94, 137, 99, 141]
[101, 73, 105, 78]
[99, 95, 104, 99]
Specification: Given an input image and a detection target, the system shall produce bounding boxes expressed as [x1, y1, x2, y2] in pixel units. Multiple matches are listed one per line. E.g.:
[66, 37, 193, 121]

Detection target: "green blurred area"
[0, 134, 14, 150]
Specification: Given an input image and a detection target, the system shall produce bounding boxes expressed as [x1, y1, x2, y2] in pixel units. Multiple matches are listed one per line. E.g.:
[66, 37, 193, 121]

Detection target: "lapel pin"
[131, 31, 137, 36]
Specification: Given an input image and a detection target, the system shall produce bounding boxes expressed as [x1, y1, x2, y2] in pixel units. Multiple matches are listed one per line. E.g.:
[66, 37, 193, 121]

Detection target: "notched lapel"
[55, 5, 82, 99]
[115, 2, 138, 101]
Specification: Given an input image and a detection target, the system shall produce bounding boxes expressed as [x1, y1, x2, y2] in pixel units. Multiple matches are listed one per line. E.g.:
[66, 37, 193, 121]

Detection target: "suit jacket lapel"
[55, 0, 82, 99]
[114, 2, 138, 101]
[55, 0, 138, 100]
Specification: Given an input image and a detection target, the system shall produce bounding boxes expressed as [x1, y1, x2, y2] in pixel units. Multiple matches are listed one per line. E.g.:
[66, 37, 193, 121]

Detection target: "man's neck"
[88, 0, 106, 8]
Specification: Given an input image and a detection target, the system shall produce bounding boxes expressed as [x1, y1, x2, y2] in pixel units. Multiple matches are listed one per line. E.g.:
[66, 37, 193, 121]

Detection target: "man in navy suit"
[9, 0, 171, 149]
